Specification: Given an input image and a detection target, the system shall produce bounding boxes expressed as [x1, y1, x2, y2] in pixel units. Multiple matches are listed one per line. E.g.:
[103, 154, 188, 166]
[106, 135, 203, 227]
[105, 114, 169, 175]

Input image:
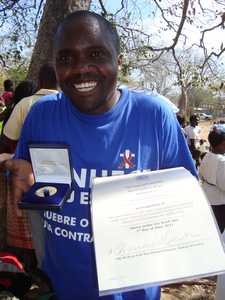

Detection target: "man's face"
[191, 118, 198, 127]
[54, 17, 122, 114]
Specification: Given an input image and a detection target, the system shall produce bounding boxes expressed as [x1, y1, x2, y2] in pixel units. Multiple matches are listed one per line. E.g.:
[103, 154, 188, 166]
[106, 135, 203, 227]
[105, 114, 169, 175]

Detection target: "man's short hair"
[14, 80, 37, 105]
[55, 10, 120, 55]
[190, 114, 199, 122]
[208, 128, 225, 148]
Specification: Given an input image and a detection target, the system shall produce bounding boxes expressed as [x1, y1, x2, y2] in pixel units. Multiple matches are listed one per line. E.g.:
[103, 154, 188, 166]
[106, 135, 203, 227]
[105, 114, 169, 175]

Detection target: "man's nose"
[72, 53, 97, 74]
[77, 65, 93, 74]
[74, 62, 97, 75]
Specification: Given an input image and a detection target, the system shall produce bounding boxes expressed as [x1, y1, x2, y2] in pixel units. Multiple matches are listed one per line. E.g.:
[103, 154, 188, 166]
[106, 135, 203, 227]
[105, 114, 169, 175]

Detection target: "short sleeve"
[187, 128, 196, 139]
[14, 106, 35, 161]
[216, 158, 225, 192]
[3, 102, 23, 140]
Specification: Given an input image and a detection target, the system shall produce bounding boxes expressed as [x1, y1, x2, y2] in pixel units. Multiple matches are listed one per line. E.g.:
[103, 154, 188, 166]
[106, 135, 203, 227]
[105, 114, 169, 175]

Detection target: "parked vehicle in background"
[198, 112, 213, 120]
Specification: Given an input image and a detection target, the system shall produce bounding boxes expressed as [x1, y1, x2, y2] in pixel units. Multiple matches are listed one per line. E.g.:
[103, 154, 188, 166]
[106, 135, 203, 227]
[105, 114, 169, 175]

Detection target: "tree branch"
[115, 0, 125, 16]
[98, 0, 108, 17]
[153, 0, 176, 32]
[172, 48, 182, 81]
[148, 0, 190, 52]
[0, 54, 8, 68]
[34, 0, 45, 29]
[0, 0, 21, 13]
[200, 13, 225, 48]
[201, 47, 225, 73]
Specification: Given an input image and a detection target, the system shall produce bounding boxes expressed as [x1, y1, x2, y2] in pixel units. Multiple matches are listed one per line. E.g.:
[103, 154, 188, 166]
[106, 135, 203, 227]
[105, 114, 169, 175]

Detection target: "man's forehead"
[60, 16, 103, 37]
[55, 16, 116, 54]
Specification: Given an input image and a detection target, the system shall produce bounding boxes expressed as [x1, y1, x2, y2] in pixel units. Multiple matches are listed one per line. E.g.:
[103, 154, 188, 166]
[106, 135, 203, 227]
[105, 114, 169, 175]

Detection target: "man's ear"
[117, 54, 123, 67]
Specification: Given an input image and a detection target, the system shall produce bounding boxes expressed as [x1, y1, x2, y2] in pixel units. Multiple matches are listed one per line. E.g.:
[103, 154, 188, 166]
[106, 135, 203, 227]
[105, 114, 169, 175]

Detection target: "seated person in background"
[2, 63, 58, 153]
[199, 124, 225, 233]
[0, 79, 14, 106]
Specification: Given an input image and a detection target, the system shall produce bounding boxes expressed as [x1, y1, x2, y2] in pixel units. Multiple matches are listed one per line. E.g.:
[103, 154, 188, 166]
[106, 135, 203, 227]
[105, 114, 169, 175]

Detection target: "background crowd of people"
[176, 113, 225, 300]
[0, 66, 59, 299]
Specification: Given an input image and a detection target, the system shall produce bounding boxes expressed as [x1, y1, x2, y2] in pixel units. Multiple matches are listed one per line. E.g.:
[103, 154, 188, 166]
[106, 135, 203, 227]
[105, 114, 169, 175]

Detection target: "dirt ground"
[199, 120, 212, 140]
[197, 118, 225, 141]
[161, 277, 217, 299]
[0, 278, 217, 300]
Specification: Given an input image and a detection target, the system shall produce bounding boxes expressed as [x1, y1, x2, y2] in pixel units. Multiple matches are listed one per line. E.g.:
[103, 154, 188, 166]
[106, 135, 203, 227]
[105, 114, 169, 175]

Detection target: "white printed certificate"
[91, 167, 225, 296]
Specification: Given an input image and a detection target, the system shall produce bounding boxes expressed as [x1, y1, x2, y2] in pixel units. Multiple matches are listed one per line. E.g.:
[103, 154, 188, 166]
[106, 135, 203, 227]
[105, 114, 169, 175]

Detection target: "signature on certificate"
[109, 231, 204, 259]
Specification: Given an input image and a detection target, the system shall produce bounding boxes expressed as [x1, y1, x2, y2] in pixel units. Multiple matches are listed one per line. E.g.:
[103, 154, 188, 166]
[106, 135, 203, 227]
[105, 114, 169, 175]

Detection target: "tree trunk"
[27, 0, 91, 82]
[178, 87, 188, 115]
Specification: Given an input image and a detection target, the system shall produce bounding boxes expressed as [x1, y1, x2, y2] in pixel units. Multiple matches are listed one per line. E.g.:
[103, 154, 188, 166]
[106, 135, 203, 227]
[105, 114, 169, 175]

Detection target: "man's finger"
[13, 186, 24, 204]
[11, 174, 32, 193]
[4, 159, 35, 204]
[0, 153, 13, 163]
[1, 158, 15, 172]
[3, 159, 34, 182]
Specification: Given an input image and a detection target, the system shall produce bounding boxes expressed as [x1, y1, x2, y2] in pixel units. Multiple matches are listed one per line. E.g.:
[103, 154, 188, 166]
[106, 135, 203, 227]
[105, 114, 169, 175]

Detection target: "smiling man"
[1, 10, 197, 300]
[54, 12, 122, 115]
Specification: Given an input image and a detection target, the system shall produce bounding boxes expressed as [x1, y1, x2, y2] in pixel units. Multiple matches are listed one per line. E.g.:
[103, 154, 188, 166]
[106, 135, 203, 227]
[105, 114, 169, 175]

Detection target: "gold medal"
[35, 186, 57, 197]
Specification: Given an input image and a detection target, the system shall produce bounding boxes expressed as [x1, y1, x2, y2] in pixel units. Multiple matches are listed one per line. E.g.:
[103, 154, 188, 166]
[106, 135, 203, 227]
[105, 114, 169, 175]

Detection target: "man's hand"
[0, 153, 13, 162]
[0, 159, 34, 203]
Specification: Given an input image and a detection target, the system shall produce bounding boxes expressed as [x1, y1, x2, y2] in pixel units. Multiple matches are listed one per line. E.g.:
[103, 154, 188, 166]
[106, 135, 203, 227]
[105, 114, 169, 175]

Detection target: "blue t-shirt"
[16, 88, 196, 300]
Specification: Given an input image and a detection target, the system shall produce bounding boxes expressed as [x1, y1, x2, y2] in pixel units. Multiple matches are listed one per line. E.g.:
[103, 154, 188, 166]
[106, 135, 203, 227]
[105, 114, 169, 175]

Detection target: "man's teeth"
[74, 81, 97, 92]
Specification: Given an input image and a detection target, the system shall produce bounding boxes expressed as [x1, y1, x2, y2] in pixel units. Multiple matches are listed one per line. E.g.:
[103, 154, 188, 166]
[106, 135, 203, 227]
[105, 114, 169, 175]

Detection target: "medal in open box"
[18, 144, 74, 210]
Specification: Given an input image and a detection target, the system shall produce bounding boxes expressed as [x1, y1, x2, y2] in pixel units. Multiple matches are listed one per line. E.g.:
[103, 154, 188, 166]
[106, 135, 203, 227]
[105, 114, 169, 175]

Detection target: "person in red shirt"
[1, 80, 14, 106]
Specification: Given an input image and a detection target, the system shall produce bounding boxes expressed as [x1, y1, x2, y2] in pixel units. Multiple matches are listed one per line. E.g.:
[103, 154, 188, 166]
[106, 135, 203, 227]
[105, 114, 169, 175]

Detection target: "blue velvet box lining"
[18, 182, 71, 210]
